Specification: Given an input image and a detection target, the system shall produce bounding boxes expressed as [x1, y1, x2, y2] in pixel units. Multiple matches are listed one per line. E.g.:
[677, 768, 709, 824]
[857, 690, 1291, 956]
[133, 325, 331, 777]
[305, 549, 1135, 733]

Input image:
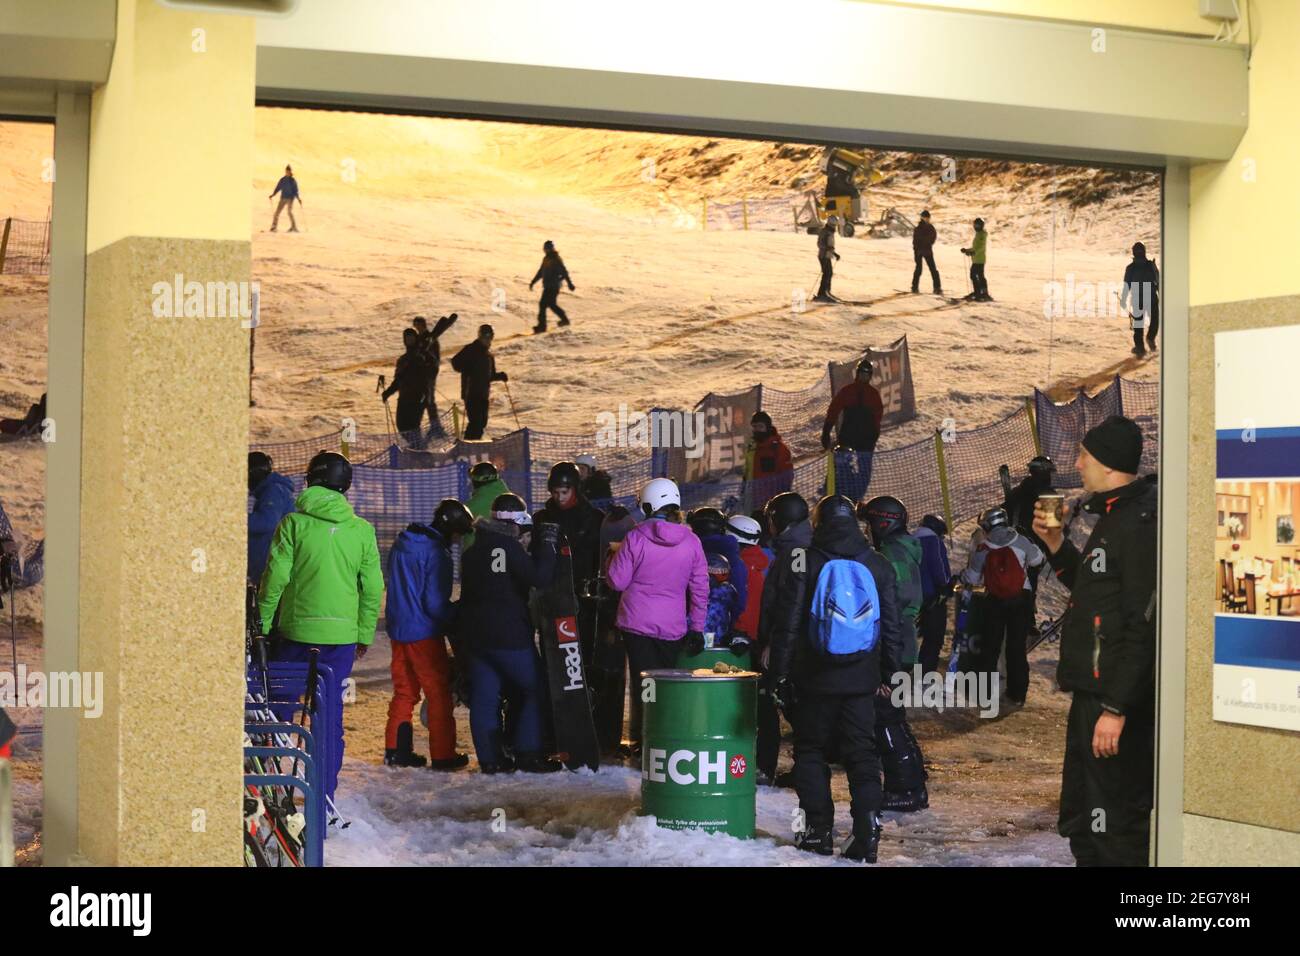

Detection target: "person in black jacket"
[575, 453, 614, 504]
[450, 324, 508, 440]
[1032, 415, 1157, 867]
[457, 494, 560, 773]
[1119, 242, 1160, 357]
[765, 494, 902, 864]
[530, 240, 575, 333]
[533, 461, 605, 659]
[411, 313, 457, 436]
[381, 329, 430, 442]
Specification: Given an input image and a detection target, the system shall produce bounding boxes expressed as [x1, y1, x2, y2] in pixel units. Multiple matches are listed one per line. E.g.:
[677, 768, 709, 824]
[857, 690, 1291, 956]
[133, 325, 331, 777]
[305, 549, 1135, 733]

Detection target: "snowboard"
[538, 529, 601, 772]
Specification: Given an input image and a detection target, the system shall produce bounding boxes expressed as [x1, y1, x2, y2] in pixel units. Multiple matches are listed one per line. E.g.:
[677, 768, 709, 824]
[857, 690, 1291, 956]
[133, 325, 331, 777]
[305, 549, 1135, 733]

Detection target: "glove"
[834, 252, 841, 261]
[567, 281, 575, 291]
[684, 630, 705, 656]
[495, 371, 509, 382]
[768, 675, 792, 711]
[820, 425, 833, 451]
[537, 522, 560, 549]
[529, 281, 536, 290]
[728, 634, 752, 657]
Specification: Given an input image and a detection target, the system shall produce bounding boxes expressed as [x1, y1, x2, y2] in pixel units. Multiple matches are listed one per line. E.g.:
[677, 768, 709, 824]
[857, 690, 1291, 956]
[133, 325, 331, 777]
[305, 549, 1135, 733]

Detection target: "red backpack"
[982, 544, 1026, 601]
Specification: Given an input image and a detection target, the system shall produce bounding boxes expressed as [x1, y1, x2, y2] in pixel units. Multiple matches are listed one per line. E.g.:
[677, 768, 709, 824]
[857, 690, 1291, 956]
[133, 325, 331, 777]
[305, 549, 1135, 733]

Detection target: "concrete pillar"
[79, 0, 254, 866]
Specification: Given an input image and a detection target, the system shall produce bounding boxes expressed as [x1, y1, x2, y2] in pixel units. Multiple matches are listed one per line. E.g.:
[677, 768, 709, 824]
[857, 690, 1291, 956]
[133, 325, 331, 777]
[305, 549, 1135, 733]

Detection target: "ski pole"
[502, 380, 523, 431]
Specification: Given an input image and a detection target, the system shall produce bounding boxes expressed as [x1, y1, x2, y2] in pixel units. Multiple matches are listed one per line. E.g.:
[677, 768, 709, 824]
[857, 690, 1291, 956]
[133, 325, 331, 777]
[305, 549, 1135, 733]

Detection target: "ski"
[894, 289, 962, 305]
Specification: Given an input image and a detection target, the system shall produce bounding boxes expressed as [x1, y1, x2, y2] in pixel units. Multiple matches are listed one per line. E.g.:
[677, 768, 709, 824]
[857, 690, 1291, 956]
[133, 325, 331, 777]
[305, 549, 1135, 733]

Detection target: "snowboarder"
[1032, 415, 1156, 867]
[959, 217, 990, 301]
[450, 324, 508, 440]
[257, 452, 384, 801]
[382, 328, 431, 443]
[411, 313, 458, 436]
[1120, 241, 1160, 356]
[247, 452, 296, 585]
[860, 494, 930, 811]
[745, 411, 793, 512]
[530, 240, 575, 333]
[268, 164, 302, 233]
[962, 506, 1045, 707]
[910, 210, 943, 294]
[814, 216, 841, 302]
[384, 499, 475, 770]
[765, 494, 901, 863]
[533, 461, 605, 660]
[821, 358, 884, 502]
[458, 493, 561, 773]
[606, 479, 709, 748]
[687, 507, 749, 630]
[756, 492, 811, 784]
[575, 452, 614, 503]
[912, 513, 954, 675]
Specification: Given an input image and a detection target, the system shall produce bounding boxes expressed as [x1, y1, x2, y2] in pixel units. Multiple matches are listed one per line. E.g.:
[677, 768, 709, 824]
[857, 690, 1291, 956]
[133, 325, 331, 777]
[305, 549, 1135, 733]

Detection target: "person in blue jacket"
[247, 452, 296, 583]
[384, 499, 475, 770]
[913, 513, 954, 674]
[268, 164, 302, 232]
[457, 493, 561, 774]
[687, 507, 748, 626]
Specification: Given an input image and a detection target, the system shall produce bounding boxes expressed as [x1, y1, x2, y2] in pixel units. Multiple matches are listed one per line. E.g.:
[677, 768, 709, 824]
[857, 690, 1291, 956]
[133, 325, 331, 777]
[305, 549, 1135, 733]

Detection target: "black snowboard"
[585, 575, 626, 753]
[539, 535, 601, 772]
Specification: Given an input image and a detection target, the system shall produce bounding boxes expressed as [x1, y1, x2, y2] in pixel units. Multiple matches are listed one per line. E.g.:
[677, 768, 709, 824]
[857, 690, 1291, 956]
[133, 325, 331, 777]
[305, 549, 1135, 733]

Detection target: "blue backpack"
[807, 555, 881, 655]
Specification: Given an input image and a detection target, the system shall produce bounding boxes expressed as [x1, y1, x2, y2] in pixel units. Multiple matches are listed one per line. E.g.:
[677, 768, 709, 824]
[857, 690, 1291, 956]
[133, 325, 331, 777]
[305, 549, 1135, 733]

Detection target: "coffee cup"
[1036, 494, 1065, 529]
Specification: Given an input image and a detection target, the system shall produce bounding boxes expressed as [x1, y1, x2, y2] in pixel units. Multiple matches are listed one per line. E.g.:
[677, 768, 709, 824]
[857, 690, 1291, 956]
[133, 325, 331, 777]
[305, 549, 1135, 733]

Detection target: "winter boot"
[516, 754, 564, 773]
[384, 722, 428, 768]
[428, 753, 470, 771]
[774, 769, 797, 790]
[557, 316, 570, 328]
[532, 321, 547, 334]
[881, 784, 929, 812]
[479, 756, 516, 775]
[796, 822, 834, 856]
[841, 813, 884, 863]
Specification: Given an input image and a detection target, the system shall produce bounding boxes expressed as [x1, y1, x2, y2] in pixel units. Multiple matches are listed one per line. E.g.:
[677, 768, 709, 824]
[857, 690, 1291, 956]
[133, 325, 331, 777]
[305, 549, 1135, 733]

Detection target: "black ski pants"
[537, 286, 568, 328]
[1130, 308, 1160, 352]
[463, 395, 490, 440]
[981, 593, 1034, 703]
[874, 692, 927, 795]
[1059, 692, 1154, 867]
[792, 692, 881, 833]
[970, 262, 989, 298]
[622, 630, 681, 745]
[918, 599, 948, 674]
[912, 250, 941, 292]
[817, 257, 833, 297]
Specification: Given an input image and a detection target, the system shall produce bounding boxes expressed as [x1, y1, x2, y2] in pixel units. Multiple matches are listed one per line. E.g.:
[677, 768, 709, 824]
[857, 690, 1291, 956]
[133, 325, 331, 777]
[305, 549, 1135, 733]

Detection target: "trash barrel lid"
[640, 667, 759, 682]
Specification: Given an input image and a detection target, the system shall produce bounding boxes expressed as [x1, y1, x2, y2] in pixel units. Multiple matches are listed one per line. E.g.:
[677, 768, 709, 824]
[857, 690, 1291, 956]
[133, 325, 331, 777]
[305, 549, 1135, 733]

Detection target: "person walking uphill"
[960, 217, 991, 302]
[530, 240, 575, 333]
[268, 164, 302, 233]
[814, 216, 841, 303]
[910, 210, 942, 295]
[257, 452, 383, 801]
[764, 495, 902, 863]
[821, 358, 884, 503]
[382, 328, 432, 442]
[383, 499, 475, 771]
[451, 324, 509, 441]
[1032, 415, 1157, 867]
[1120, 241, 1160, 357]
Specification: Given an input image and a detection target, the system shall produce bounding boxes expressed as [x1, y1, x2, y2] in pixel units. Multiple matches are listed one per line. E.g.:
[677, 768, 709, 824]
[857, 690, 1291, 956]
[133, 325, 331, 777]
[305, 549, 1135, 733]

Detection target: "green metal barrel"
[676, 644, 753, 672]
[640, 668, 758, 839]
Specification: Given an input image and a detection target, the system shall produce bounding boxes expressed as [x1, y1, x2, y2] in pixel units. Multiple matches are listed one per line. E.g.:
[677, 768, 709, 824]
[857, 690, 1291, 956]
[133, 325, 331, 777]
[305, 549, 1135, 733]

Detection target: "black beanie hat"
[1082, 415, 1143, 474]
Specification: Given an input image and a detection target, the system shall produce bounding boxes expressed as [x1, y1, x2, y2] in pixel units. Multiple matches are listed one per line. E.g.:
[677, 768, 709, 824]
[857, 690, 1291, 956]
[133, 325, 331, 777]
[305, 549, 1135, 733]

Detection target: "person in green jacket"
[258, 451, 383, 800]
[960, 217, 991, 302]
[462, 459, 511, 552]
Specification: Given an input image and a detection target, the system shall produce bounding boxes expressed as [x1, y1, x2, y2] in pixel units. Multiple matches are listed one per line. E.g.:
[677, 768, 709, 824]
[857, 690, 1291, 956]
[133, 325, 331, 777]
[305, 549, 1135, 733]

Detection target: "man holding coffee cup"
[1032, 415, 1157, 867]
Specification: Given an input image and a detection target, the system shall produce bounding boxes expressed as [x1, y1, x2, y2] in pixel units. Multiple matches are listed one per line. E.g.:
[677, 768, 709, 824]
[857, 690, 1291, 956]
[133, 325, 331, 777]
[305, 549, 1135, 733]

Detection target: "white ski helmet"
[726, 514, 762, 544]
[575, 452, 598, 469]
[639, 477, 681, 517]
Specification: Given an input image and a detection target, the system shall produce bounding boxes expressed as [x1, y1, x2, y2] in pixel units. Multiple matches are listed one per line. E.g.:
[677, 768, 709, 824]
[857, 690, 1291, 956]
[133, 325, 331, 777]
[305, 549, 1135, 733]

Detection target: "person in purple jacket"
[606, 478, 710, 751]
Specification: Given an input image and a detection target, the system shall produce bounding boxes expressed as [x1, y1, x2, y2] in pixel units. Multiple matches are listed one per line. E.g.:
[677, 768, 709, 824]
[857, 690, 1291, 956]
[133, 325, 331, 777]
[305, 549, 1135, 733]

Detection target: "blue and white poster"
[1214, 323, 1300, 731]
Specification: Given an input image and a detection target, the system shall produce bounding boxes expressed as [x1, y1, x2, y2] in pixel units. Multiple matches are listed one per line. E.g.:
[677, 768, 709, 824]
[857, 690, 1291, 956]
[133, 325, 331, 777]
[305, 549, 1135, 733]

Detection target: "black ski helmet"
[248, 451, 273, 490]
[490, 492, 532, 528]
[1028, 455, 1055, 480]
[547, 460, 582, 492]
[306, 451, 352, 494]
[751, 410, 773, 430]
[469, 460, 499, 488]
[856, 357, 873, 379]
[920, 513, 948, 537]
[687, 506, 728, 538]
[979, 506, 1010, 533]
[431, 499, 474, 538]
[813, 494, 857, 528]
[860, 495, 908, 546]
[764, 492, 809, 536]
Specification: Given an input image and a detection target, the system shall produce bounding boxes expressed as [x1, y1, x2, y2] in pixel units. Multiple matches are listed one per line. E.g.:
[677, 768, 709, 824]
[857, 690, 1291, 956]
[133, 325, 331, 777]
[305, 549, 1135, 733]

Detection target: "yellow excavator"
[798, 146, 886, 236]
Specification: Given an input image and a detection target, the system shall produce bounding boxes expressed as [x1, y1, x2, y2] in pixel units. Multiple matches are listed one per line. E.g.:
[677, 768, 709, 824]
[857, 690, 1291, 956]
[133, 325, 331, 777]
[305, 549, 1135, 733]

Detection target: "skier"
[382, 328, 431, 443]
[727, 514, 769, 642]
[910, 209, 943, 295]
[257, 452, 383, 801]
[529, 240, 575, 333]
[756, 492, 811, 784]
[575, 452, 614, 503]
[959, 217, 991, 301]
[765, 495, 901, 862]
[1120, 241, 1160, 356]
[411, 313, 458, 436]
[532, 461, 605, 661]
[458, 493, 561, 773]
[686, 507, 749, 631]
[821, 358, 884, 502]
[860, 495, 930, 811]
[813, 216, 841, 302]
[383, 499, 475, 770]
[912, 513, 954, 674]
[450, 324, 508, 441]
[962, 506, 1045, 708]
[606, 478, 709, 747]
[268, 164, 302, 233]
[745, 411, 793, 511]
[1032, 415, 1157, 866]
[247, 451, 296, 584]
[462, 459, 509, 553]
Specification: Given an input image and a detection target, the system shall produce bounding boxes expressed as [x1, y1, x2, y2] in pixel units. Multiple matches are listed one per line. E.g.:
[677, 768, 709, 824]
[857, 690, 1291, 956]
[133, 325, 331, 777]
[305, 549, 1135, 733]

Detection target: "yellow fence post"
[1025, 397, 1042, 456]
[701, 198, 707, 230]
[934, 430, 954, 535]
[0, 218, 11, 274]
[825, 448, 836, 497]
[742, 197, 749, 231]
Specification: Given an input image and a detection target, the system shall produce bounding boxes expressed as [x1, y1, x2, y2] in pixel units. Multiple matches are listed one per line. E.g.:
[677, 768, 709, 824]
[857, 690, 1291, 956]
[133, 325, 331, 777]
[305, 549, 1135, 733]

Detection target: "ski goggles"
[491, 510, 533, 528]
